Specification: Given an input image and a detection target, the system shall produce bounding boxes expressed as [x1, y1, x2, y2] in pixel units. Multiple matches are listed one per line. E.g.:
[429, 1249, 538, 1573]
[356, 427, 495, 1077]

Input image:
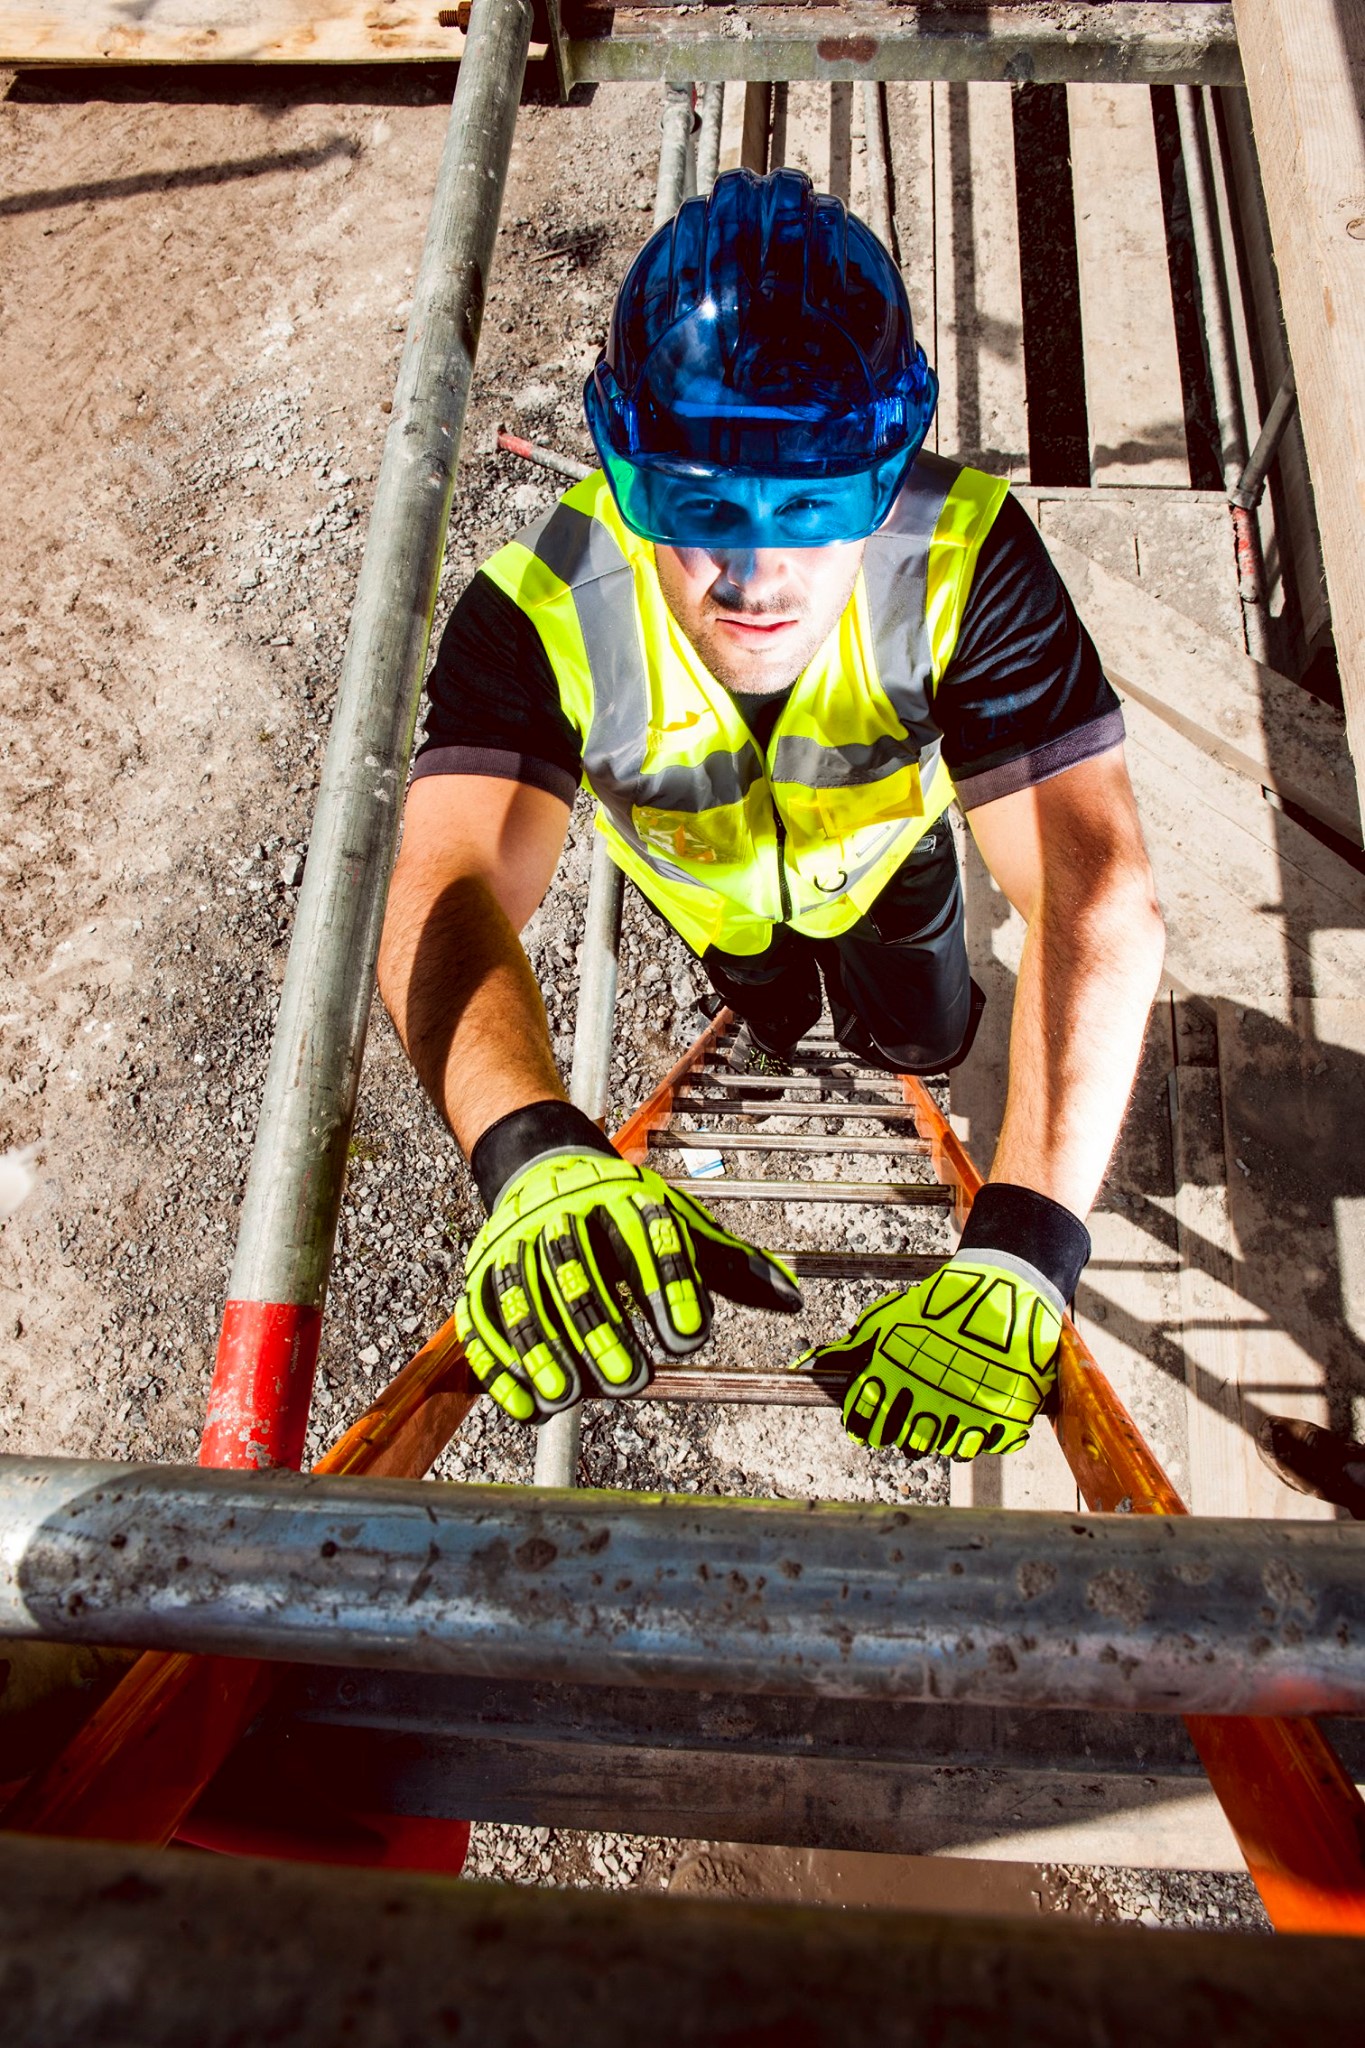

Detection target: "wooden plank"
[1168, 995, 1359, 1523]
[1231, 0, 1365, 818]
[1072, 1005, 1189, 1504]
[276, 1675, 1281, 1870]
[0, 0, 476, 64]
[1171, 1058, 1266, 1515]
[1122, 699, 1365, 1003]
[1215, 996, 1365, 1514]
[1069, 82, 1189, 484]
[1048, 532, 1361, 845]
[930, 82, 1029, 476]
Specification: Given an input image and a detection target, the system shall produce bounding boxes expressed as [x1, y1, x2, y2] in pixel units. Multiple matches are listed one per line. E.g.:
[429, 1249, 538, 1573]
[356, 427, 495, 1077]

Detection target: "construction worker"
[378, 168, 1165, 1461]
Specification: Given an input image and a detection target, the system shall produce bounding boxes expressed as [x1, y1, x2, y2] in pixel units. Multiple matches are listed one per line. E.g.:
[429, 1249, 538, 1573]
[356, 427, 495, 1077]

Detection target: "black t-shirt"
[414, 491, 1123, 811]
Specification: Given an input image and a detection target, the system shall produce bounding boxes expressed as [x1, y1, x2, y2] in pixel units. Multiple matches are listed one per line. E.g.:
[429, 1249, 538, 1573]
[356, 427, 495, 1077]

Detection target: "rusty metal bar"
[898, 1072, 1365, 1934]
[4, 1457, 1365, 1718]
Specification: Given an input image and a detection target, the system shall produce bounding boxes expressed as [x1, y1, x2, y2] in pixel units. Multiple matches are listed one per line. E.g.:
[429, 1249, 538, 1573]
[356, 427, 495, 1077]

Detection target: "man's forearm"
[378, 869, 565, 1157]
[990, 880, 1164, 1217]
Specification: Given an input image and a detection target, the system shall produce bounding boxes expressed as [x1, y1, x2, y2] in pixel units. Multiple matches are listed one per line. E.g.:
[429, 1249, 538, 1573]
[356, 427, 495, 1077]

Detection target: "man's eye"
[778, 495, 836, 527]
[679, 497, 746, 535]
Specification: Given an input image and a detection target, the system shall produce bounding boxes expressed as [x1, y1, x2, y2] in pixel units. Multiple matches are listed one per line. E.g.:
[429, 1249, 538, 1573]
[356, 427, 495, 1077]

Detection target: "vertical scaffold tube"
[697, 82, 725, 196]
[201, 0, 535, 1474]
[533, 76, 695, 1490]
[1174, 83, 1271, 665]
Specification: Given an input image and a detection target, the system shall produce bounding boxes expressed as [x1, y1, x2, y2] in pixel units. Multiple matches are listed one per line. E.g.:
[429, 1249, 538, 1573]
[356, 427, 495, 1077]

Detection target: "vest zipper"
[773, 806, 793, 923]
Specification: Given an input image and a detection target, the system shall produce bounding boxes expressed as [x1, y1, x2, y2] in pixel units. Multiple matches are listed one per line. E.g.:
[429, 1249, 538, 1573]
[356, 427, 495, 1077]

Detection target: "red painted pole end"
[201, 1300, 323, 1472]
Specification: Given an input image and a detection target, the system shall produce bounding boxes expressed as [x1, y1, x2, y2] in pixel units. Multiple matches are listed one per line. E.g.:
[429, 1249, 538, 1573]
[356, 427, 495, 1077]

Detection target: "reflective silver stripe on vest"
[633, 747, 759, 814]
[520, 501, 652, 847]
[522, 501, 764, 830]
[770, 731, 912, 789]
[861, 449, 955, 766]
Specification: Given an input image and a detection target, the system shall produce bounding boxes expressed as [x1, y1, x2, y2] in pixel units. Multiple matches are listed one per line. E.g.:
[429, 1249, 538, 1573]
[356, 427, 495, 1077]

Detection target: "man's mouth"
[713, 613, 800, 641]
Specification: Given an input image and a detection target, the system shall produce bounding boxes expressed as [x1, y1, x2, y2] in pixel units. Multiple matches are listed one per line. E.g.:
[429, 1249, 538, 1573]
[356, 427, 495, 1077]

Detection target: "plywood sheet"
[0, 0, 468, 65]
[1123, 696, 1365, 1004]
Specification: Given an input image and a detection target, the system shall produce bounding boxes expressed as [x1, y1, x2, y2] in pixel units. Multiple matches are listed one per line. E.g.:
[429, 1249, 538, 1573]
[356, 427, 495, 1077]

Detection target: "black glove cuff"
[470, 1098, 618, 1211]
[958, 1182, 1091, 1304]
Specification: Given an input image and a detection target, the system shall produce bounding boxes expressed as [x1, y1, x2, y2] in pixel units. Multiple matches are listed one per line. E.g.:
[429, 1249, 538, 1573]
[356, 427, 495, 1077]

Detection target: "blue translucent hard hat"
[585, 167, 938, 549]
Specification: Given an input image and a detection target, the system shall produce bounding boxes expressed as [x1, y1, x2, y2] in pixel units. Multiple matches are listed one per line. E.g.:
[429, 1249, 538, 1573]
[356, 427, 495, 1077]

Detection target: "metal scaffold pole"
[533, 76, 695, 1490]
[7, 1456, 1365, 1716]
[200, 0, 535, 1474]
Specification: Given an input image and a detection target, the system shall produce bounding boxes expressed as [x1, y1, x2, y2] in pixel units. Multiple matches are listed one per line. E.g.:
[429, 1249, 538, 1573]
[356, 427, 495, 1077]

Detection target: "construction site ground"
[3, 60, 1360, 1930]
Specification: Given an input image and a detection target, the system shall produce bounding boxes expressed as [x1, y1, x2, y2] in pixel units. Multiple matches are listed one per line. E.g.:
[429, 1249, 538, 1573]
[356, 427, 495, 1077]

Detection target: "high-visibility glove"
[802, 1183, 1090, 1461]
[456, 1099, 802, 1423]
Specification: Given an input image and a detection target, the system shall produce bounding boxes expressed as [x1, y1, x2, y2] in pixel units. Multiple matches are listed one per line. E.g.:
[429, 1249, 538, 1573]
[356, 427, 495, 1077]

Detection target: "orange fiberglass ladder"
[6, 1006, 1365, 1934]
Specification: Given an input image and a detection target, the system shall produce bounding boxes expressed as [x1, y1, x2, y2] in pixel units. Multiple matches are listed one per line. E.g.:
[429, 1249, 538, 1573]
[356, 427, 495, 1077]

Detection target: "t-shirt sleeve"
[413, 570, 584, 807]
[934, 492, 1124, 810]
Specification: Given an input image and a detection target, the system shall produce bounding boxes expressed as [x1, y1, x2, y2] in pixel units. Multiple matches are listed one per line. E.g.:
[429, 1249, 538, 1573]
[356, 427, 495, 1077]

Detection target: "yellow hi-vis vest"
[482, 451, 1008, 957]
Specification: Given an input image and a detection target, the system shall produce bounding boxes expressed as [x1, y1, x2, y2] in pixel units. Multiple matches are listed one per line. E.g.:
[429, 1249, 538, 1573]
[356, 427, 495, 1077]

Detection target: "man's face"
[654, 540, 865, 697]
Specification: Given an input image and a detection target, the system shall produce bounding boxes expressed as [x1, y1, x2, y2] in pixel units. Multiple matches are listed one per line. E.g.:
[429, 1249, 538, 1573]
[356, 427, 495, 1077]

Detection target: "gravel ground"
[0, 66, 1270, 1933]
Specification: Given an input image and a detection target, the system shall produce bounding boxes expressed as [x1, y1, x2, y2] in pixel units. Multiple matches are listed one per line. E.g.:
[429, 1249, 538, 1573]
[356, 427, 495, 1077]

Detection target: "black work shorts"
[696, 825, 983, 1074]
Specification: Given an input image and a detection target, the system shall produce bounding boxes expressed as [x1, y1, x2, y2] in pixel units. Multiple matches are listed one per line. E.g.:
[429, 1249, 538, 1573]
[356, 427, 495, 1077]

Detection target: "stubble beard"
[698, 609, 832, 698]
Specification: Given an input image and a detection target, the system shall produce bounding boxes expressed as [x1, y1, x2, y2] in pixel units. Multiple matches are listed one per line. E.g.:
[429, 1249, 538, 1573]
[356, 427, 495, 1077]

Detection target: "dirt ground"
[0, 64, 1264, 1929]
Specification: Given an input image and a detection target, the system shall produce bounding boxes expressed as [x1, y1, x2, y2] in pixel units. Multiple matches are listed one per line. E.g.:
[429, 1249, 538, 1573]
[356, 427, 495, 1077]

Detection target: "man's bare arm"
[967, 747, 1165, 1218]
[377, 774, 571, 1157]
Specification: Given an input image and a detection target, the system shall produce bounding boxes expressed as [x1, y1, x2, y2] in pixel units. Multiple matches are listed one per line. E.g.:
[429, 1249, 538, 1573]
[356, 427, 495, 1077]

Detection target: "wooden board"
[0, 0, 471, 65]
[1068, 82, 1189, 485]
[280, 1673, 1287, 1871]
[1216, 998, 1365, 1504]
[1231, 0, 1365, 821]
[931, 83, 1029, 477]
[1048, 533, 1361, 846]
[1123, 696, 1365, 1003]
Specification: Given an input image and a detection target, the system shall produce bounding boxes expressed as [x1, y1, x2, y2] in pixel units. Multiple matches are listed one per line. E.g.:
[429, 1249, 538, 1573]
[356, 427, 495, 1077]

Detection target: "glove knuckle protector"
[458, 1099, 798, 1422]
[819, 1183, 1090, 1463]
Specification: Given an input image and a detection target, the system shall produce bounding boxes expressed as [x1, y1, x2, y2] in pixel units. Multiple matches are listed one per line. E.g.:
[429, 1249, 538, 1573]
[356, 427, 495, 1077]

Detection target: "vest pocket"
[633, 804, 751, 868]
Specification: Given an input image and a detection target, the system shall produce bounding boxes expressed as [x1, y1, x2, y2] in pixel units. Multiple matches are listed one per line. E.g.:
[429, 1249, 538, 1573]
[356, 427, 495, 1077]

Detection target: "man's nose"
[712, 549, 787, 598]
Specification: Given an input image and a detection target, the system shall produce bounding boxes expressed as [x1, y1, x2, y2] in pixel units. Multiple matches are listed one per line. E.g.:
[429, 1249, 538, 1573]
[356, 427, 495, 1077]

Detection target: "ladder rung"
[775, 1057, 893, 1076]
[783, 1250, 939, 1281]
[649, 1130, 930, 1156]
[636, 1367, 840, 1407]
[694, 1070, 906, 1096]
[662, 1178, 954, 1205]
[672, 1094, 923, 1122]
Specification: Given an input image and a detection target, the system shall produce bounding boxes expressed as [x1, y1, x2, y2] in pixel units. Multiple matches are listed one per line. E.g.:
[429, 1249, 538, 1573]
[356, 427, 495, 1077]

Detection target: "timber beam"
[0, 1833, 1360, 2046]
[1232, 0, 1365, 809]
[209, 1670, 1365, 1868]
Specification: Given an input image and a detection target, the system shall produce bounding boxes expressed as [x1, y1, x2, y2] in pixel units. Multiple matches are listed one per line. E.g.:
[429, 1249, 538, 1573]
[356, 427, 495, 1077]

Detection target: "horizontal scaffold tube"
[3, 1458, 1364, 1718]
[566, 3, 1242, 87]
